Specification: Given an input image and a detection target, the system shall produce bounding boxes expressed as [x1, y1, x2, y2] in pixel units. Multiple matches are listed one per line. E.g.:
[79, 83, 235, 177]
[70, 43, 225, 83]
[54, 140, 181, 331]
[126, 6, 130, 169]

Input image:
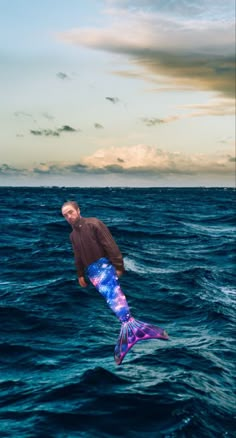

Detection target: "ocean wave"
[0, 187, 235, 438]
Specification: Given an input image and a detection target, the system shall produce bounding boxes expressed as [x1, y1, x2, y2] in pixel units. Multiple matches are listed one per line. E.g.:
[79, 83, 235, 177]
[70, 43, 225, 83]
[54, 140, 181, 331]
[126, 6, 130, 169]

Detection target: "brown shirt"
[70, 216, 124, 277]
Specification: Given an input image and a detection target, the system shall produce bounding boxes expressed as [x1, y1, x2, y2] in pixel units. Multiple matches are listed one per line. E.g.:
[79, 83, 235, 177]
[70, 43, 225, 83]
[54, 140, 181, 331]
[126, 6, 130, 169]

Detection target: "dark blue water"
[0, 187, 235, 437]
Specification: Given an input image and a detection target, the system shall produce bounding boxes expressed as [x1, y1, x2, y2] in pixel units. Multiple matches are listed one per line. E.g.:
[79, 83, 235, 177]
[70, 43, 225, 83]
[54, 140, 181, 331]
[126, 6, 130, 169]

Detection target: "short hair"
[62, 200, 80, 210]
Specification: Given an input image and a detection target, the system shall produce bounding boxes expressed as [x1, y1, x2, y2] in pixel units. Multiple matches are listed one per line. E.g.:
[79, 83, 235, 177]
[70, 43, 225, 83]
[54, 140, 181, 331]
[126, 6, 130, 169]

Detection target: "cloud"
[141, 98, 235, 125]
[14, 111, 32, 118]
[1, 144, 234, 180]
[14, 145, 231, 178]
[94, 123, 104, 129]
[31, 162, 87, 174]
[0, 164, 22, 174]
[32, 163, 60, 174]
[30, 162, 91, 176]
[104, 164, 125, 173]
[218, 136, 234, 146]
[105, 97, 120, 104]
[178, 99, 235, 117]
[63, 163, 90, 173]
[59, 1, 235, 98]
[142, 118, 165, 126]
[80, 144, 235, 175]
[58, 125, 77, 132]
[105, 0, 234, 21]
[56, 72, 70, 80]
[30, 129, 60, 137]
[42, 112, 54, 120]
[30, 125, 77, 136]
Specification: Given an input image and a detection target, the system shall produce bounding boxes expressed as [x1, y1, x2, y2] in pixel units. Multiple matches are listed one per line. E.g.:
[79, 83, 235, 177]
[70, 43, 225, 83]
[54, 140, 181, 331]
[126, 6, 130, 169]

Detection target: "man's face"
[62, 205, 80, 225]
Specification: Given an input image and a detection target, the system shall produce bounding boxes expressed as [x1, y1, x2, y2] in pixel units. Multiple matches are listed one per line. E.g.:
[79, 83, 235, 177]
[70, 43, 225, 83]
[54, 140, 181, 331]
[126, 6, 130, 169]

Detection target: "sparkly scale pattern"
[86, 258, 131, 323]
[87, 257, 169, 364]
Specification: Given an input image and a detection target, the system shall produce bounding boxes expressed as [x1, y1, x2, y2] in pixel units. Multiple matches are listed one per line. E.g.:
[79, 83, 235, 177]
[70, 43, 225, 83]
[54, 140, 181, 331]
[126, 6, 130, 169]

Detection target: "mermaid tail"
[87, 258, 169, 364]
[114, 317, 169, 365]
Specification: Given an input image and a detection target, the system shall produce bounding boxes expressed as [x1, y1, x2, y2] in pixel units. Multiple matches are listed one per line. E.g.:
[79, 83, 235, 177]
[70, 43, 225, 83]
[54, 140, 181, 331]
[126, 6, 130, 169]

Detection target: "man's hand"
[78, 276, 88, 287]
[116, 270, 123, 278]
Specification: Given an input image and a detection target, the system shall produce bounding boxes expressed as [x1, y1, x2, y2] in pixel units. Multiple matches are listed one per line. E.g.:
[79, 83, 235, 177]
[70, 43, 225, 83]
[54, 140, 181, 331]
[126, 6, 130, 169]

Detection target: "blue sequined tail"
[87, 258, 131, 322]
[87, 258, 169, 365]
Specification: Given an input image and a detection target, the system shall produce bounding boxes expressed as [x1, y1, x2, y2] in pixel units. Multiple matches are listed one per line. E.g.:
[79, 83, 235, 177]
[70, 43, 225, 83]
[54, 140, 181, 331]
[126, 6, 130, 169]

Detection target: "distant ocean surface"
[0, 187, 235, 438]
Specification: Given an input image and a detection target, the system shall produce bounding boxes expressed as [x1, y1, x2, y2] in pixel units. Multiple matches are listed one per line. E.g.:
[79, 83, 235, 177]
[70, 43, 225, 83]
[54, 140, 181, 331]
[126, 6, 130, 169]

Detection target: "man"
[61, 200, 124, 288]
[62, 200, 168, 365]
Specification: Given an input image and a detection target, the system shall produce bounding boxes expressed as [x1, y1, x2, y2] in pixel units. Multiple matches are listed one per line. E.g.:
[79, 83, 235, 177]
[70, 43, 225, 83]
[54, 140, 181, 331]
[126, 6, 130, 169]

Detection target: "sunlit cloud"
[1, 143, 234, 183]
[59, 1, 235, 99]
[177, 99, 235, 117]
[80, 145, 235, 175]
[142, 98, 235, 126]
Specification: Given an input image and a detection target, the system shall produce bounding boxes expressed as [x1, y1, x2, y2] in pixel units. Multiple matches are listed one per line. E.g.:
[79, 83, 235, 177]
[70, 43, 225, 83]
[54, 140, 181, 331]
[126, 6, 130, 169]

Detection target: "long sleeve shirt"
[69, 216, 124, 277]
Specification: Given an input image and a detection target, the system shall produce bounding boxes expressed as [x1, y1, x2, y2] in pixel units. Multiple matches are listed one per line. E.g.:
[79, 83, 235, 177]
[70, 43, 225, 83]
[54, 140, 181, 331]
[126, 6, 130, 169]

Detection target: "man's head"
[61, 201, 80, 226]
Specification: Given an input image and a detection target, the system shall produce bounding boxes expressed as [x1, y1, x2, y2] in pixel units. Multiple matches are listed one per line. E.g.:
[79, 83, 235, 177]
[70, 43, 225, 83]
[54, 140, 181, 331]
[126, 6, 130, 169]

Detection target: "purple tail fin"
[114, 317, 169, 365]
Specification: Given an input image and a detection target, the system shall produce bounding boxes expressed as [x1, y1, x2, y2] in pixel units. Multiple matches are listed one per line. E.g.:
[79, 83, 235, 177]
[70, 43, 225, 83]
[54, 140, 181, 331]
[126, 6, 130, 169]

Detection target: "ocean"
[0, 186, 235, 438]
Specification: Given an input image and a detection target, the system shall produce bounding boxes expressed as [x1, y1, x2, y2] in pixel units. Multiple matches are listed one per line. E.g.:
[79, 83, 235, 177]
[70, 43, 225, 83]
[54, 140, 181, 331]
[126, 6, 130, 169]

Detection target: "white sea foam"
[124, 256, 177, 274]
[220, 286, 236, 305]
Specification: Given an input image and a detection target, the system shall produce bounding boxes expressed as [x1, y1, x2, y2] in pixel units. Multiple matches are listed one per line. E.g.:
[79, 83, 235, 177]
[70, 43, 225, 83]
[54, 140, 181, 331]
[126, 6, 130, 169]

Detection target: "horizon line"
[0, 185, 235, 189]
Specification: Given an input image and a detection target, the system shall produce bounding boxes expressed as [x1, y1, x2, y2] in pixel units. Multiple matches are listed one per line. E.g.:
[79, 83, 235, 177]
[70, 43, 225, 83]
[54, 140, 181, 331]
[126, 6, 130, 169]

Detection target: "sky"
[0, 0, 235, 187]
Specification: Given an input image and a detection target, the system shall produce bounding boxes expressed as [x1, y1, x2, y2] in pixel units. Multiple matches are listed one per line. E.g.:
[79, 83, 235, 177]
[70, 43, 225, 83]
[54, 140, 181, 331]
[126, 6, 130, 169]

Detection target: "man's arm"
[70, 234, 88, 286]
[94, 220, 124, 274]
